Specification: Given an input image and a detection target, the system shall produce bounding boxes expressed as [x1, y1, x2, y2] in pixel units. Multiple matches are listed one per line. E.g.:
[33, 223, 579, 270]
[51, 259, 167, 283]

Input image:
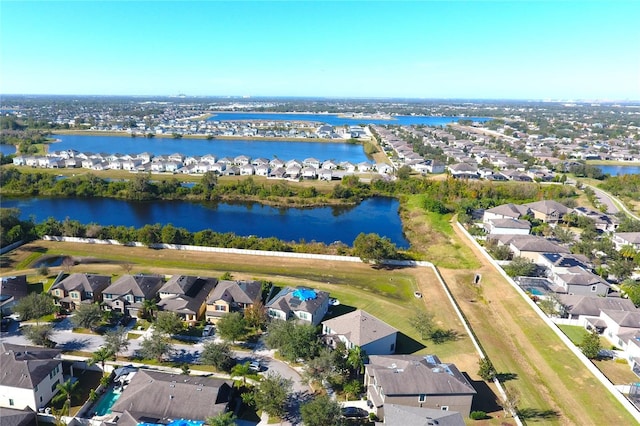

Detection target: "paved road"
[584, 183, 640, 221]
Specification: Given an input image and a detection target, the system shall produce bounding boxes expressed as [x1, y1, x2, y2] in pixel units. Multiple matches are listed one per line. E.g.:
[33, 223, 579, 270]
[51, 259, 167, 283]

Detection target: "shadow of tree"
[430, 328, 460, 344]
[496, 372, 518, 382]
[58, 338, 92, 351]
[518, 407, 561, 420]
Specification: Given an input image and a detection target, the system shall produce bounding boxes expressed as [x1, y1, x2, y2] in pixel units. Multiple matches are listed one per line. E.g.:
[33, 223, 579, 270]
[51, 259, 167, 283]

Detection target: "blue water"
[0, 145, 16, 155]
[3, 197, 409, 248]
[93, 388, 122, 416]
[50, 135, 368, 163]
[600, 165, 640, 176]
[208, 112, 490, 126]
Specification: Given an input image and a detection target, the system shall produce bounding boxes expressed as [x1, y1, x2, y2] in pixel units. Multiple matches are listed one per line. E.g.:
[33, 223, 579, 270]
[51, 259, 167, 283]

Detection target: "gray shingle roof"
[382, 404, 465, 426]
[103, 274, 164, 298]
[50, 273, 111, 294]
[322, 309, 397, 347]
[207, 280, 261, 305]
[0, 343, 61, 389]
[110, 370, 232, 422]
[367, 355, 475, 397]
[558, 295, 636, 317]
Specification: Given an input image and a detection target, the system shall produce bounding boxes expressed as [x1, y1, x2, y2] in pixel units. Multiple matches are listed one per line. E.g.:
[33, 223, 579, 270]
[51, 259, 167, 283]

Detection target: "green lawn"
[557, 324, 589, 345]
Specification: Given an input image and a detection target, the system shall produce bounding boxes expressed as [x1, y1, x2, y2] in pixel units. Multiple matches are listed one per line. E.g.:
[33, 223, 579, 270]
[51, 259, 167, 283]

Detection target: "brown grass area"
[441, 222, 635, 425]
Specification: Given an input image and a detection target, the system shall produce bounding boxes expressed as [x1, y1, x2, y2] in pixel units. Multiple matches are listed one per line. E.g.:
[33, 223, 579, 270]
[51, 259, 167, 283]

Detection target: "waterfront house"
[109, 370, 233, 424]
[205, 280, 262, 323]
[102, 274, 165, 319]
[0, 343, 63, 411]
[322, 309, 398, 355]
[266, 287, 330, 326]
[157, 275, 218, 323]
[255, 164, 270, 176]
[365, 354, 476, 419]
[49, 273, 111, 311]
[210, 162, 226, 174]
[240, 164, 255, 176]
[303, 157, 321, 168]
[322, 160, 338, 170]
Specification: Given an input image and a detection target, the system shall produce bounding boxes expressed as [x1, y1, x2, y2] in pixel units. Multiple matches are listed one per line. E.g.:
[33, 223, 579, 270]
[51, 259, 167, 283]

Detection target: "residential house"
[266, 287, 330, 326]
[0, 343, 63, 411]
[482, 203, 529, 223]
[322, 309, 398, 355]
[102, 274, 165, 318]
[484, 218, 531, 235]
[553, 266, 610, 296]
[573, 207, 619, 232]
[205, 280, 262, 323]
[157, 275, 218, 323]
[110, 370, 233, 424]
[557, 294, 636, 321]
[378, 404, 465, 426]
[49, 273, 111, 311]
[492, 235, 570, 263]
[538, 253, 592, 276]
[524, 200, 572, 224]
[0, 407, 38, 426]
[365, 354, 476, 419]
[593, 310, 640, 350]
[613, 232, 640, 251]
[0, 276, 28, 315]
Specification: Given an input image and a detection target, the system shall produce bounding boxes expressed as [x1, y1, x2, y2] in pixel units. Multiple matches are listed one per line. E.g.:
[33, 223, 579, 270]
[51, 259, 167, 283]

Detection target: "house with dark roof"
[524, 200, 572, 224]
[0, 276, 28, 316]
[322, 309, 398, 355]
[266, 287, 330, 326]
[157, 275, 217, 323]
[0, 343, 63, 411]
[378, 404, 465, 426]
[102, 274, 165, 318]
[557, 294, 636, 320]
[365, 354, 476, 418]
[109, 370, 233, 424]
[205, 280, 262, 323]
[0, 406, 37, 426]
[49, 273, 111, 311]
[552, 266, 610, 296]
[492, 235, 570, 263]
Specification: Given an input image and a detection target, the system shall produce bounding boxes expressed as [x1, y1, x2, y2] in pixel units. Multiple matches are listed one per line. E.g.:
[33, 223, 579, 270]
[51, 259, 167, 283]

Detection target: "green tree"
[23, 323, 55, 347]
[141, 297, 158, 320]
[230, 361, 255, 387]
[139, 331, 173, 362]
[409, 311, 435, 341]
[14, 292, 55, 324]
[205, 412, 237, 426]
[243, 372, 292, 419]
[343, 379, 363, 401]
[622, 281, 640, 307]
[154, 311, 184, 336]
[88, 346, 114, 371]
[352, 232, 398, 264]
[303, 348, 337, 389]
[200, 341, 234, 372]
[300, 395, 344, 426]
[244, 300, 268, 330]
[396, 165, 412, 180]
[216, 312, 247, 343]
[478, 357, 496, 381]
[52, 378, 80, 416]
[265, 320, 320, 361]
[346, 346, 366, 378]
[71, 303, 103, 330]
[504, 256, 537, 277]
[580, 329, 602, 359]
[104, 326, 129, 357]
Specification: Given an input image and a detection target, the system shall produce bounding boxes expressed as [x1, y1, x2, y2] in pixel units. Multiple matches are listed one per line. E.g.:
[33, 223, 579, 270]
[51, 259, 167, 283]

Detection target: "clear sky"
[1, 1, 639, 100]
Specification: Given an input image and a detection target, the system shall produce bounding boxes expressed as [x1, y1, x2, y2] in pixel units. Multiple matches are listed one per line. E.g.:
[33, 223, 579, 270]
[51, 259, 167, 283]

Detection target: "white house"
[266, 287, 330, 326]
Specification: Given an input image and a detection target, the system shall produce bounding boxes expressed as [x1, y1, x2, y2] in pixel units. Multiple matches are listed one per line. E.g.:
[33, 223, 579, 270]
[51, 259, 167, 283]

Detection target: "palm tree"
[141, 297, 158, 321]
[230, 361, 252, 388]
[52, 378, 79, 416]
[347, 346, 366, 379]
[620, 244, 638, 260]
[88, 346, 114, 371]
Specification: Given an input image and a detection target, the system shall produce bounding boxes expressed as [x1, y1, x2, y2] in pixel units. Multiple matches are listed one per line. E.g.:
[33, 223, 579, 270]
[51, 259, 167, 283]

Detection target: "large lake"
[3, 197, 409, 248]
[208, 112, 490, 126]
[599, 165, 640, 176]
[50, 135, 369, 163]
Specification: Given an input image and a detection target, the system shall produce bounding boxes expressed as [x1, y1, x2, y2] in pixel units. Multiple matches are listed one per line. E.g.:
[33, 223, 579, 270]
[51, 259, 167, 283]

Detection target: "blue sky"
[1, 1, 639, 100]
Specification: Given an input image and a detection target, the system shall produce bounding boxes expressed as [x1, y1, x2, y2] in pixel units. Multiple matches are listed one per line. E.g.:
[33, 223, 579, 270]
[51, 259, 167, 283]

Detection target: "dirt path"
[440, 221, 631, 425]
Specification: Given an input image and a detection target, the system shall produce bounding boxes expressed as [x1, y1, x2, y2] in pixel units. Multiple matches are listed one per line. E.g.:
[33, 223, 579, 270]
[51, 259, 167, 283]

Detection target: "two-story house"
[0, 343, 63, 411]
[365, 354, 476, 419]
[205, 280, 262, 323]
[157, 275, 217, 323]
[102, 274, 165, 319]
[49, 273, 111, 311]
[266, 287, 330, 326]
[322, 309, 398, 355]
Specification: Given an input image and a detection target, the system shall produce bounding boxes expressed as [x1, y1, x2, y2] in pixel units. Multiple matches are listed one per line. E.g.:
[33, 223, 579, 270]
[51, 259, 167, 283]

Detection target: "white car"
[202, 324, 214, 336]
[249, 361, 261, 372]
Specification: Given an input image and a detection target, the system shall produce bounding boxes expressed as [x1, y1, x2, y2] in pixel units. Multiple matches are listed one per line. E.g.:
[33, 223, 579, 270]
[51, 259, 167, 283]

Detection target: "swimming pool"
[528, 288, 545, 296]
[92, 387, 122, 416]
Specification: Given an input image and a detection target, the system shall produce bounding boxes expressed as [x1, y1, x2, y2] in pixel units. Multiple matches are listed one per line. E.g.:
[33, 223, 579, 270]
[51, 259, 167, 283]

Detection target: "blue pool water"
[528, 288, 545, 296]
[93, 388, 122, 416]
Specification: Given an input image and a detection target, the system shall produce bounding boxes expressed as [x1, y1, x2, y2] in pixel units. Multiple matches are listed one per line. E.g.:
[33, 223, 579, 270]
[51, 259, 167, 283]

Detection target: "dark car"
[341, 407, 368, 419]
[1, 317, 13, 332]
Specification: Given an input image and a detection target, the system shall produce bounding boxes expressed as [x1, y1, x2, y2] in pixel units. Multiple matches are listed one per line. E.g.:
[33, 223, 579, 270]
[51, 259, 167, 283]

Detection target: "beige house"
[524, 200, 572, 224]
[205, 280, 262, 323]
[365, 354, 476, 419]
[49, 273, 111, 311]
[322, 309, 398, 355]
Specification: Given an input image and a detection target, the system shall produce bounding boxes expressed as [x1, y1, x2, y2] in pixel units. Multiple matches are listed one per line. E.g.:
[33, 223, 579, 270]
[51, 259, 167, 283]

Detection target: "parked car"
[341, 406, 368, 419]
[203, 324, 214, 336]
[249, 360, 261, 372]
[1, 317, 13, 332]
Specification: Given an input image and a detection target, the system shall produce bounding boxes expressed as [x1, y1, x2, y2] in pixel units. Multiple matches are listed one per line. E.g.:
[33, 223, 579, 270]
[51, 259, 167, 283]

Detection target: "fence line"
[455, 222, 640, 421]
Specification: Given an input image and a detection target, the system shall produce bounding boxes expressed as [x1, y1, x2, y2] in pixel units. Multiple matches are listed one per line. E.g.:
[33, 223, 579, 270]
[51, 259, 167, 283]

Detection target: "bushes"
[470, 411, 488, 420]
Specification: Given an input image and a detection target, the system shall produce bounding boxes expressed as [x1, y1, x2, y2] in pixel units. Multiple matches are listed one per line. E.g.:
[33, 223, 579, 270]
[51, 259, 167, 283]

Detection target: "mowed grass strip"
[443, 225, 636, 425]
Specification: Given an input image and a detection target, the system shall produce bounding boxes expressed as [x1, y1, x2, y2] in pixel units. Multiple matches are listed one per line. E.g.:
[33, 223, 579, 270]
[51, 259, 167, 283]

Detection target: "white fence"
[456, 222, 640, 421]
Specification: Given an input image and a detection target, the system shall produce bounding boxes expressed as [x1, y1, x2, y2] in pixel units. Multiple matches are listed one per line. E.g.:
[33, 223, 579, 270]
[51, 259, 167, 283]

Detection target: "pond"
[3, 196, 409, 248]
